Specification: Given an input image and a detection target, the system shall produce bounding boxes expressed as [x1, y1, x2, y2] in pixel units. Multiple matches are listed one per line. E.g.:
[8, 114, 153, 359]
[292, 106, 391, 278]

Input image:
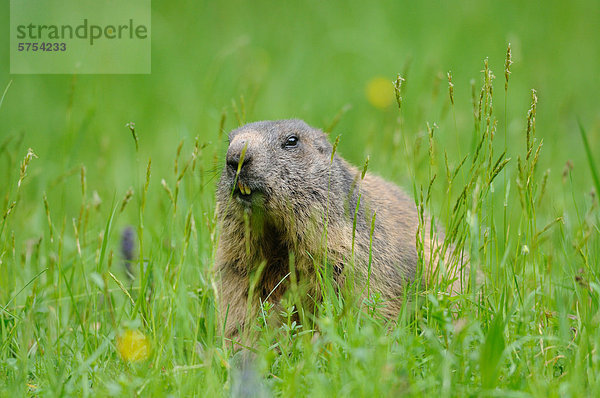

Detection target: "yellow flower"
[116, 329, 150, 362]
[365, 77, 394, 109]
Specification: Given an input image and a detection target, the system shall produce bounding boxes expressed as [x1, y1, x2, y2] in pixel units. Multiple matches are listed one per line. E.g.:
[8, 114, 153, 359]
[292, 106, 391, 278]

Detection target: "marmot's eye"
[284, 135, 299, 148]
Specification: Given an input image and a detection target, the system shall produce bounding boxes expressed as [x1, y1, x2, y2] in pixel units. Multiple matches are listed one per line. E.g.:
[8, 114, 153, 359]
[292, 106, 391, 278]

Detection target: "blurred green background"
[1, 0, 599, 223]
[1, 2, 600, 394]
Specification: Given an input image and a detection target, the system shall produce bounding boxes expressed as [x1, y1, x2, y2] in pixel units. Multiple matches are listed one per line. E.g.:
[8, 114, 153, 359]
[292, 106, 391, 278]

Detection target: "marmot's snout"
[223, 135, 266, 206]
[226, 139, 253, 175]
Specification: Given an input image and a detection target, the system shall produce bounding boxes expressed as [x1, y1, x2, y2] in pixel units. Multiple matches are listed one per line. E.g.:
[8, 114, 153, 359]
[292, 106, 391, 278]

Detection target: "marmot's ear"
[313, 129, 333, 153]
[314, 134, 332, 155]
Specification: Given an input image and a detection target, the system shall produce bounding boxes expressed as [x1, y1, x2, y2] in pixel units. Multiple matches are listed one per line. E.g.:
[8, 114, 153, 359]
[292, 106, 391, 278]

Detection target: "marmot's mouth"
[237, 181, 252, 196]
[233, 180, 260, 206]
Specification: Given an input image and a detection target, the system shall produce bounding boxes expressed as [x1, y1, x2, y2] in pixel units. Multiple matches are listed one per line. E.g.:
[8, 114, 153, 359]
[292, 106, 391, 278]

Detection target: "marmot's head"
[217, 120, 336, 221]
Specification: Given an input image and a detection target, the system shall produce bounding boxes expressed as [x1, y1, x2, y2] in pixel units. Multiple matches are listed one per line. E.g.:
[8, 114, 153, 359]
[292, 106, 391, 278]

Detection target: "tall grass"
[1, 47, 600, 397]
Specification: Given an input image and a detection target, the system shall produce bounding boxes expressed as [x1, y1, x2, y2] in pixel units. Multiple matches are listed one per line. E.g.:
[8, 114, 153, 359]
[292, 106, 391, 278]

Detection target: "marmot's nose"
[226, 143, 253, 173]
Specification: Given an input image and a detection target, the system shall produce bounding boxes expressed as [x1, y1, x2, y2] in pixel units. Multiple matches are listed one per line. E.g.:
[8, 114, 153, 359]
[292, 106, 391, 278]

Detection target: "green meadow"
[1, 1, 600, 396]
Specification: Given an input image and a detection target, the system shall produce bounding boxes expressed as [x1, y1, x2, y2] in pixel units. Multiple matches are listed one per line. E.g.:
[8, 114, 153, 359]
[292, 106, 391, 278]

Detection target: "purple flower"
[120, 226, 136, 278]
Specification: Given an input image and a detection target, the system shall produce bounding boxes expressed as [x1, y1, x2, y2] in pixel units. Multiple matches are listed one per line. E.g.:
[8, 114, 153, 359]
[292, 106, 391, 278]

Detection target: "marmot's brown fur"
[215, 119, 463, 341]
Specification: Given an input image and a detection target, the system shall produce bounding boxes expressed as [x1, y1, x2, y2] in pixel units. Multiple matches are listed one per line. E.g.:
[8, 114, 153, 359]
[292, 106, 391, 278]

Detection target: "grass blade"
[577, 120, 600, 197]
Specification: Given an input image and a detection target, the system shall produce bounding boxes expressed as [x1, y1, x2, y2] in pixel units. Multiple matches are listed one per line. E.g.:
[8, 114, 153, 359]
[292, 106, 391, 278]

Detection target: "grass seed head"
[394, 74, 406, 111]
[18, 148, 38, 188]
[80, 165, 87, 198]
[526, 89, 538, 155]
[447, 71, 455, 105]
[361, 156, 370, 180]
[161, 179, 175, 206]
[504, 43, 513, 91]
[126, 122, 139, 152]
[119, 187, 134, 213]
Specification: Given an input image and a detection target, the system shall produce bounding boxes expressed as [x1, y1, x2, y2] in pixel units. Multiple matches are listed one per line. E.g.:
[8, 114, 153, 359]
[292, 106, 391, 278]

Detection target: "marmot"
[215, 119, 463, 341]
